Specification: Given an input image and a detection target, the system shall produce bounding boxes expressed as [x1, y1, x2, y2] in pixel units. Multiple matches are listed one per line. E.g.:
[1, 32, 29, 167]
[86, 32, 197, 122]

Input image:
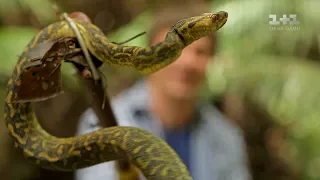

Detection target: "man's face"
[148, 27, 214, 100]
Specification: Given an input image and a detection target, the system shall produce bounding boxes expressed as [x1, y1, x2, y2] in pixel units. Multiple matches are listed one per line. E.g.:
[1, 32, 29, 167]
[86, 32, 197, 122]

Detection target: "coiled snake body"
[4, 11, 228, 179]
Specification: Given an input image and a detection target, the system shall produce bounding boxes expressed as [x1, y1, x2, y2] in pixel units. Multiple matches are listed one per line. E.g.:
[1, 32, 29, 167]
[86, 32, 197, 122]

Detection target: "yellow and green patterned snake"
[4, 11, 228, 179]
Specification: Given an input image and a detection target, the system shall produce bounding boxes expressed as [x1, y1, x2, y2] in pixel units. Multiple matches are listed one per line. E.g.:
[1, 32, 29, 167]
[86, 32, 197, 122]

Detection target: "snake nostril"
[216, 11, 228, 19]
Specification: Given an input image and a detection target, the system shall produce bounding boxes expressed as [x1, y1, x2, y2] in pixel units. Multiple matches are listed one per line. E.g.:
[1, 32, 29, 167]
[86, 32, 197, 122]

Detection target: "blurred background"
[0, 0, 319, 179]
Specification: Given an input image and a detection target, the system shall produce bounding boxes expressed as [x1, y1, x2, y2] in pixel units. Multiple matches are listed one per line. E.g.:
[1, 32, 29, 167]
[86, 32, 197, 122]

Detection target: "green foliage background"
[0, 0, 319, 179]
[207, 0, 320, 179]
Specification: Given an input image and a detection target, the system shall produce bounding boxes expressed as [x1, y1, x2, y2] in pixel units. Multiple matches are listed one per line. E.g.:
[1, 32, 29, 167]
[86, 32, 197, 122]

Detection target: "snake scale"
[4, 11, 228, 179]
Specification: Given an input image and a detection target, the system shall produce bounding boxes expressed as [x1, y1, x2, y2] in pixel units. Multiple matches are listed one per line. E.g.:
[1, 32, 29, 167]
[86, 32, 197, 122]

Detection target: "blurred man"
[75, 7, 251, 180]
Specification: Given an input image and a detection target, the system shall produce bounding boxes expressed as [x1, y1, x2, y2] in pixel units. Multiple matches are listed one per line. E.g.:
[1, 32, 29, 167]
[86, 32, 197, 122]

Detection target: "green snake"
[4, 11, 228, 179]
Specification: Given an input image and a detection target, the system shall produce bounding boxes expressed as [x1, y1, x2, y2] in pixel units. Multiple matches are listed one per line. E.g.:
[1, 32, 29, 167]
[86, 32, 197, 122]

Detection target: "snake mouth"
[219, 18, 228, 28]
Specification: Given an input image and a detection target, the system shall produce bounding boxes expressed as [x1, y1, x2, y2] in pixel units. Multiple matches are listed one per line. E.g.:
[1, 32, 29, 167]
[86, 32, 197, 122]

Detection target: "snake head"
[172, 11, 228, 46]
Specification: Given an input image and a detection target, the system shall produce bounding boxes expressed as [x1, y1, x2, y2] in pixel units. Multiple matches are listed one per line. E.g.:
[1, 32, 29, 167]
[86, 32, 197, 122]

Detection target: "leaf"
[0, 27, 83, 91]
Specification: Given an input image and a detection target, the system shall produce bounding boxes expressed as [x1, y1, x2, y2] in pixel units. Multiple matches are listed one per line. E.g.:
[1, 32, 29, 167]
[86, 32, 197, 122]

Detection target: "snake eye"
[203, 13, 217, 21]
[211, 15, 217, 21]
[67, 41, 76, 49]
